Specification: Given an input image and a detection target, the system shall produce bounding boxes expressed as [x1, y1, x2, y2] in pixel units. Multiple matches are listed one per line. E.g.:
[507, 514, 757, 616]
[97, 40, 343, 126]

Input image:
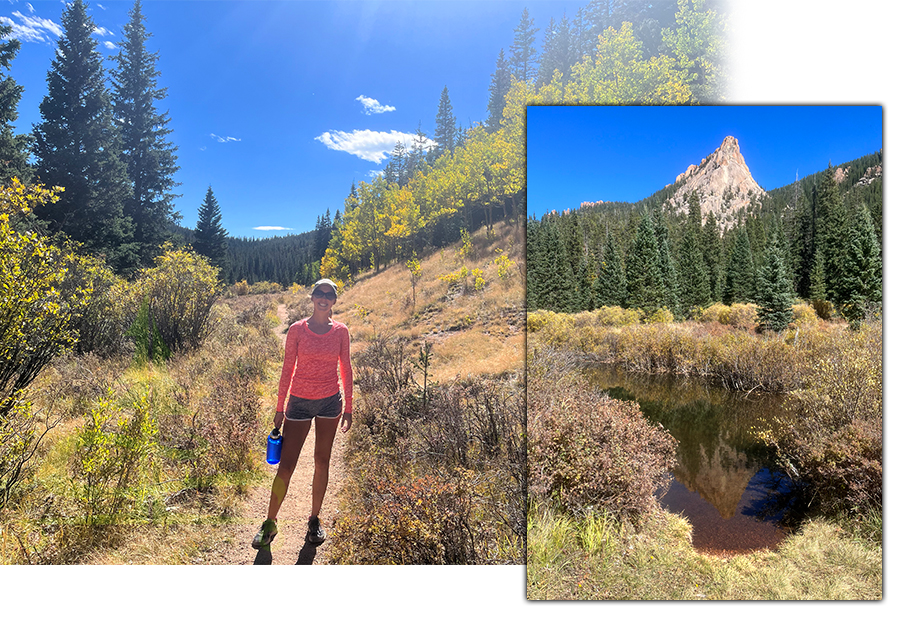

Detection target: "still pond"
[586, 364, 801, 556]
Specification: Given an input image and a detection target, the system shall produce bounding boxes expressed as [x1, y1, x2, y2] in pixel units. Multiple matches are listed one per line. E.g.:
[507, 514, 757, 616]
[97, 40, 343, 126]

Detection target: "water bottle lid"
[271, 427, 281, 439]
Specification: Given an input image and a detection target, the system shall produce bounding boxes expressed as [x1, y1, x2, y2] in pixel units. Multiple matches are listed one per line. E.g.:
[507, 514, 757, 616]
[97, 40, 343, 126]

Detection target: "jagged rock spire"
[667, 136, 766, 229]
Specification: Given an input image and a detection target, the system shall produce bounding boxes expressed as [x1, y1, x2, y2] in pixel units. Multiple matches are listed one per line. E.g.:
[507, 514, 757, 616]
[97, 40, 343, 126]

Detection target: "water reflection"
[586, 365, 797, 555]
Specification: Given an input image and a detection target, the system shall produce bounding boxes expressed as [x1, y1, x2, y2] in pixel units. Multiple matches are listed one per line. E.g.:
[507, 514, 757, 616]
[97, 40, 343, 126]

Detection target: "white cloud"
[93, 26, 114, 37]
[103, 40, 116, 50]
[253, 226, 293, 231]
[356, 95, 396, 115]
[314, 129, 436, 164]
[210, 133, 241, 143]
[1, 10, 62, 44]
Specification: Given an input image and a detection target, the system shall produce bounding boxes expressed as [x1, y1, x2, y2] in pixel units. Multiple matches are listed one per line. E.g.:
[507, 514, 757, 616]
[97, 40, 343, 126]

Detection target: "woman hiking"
[252, 278, 353, 549]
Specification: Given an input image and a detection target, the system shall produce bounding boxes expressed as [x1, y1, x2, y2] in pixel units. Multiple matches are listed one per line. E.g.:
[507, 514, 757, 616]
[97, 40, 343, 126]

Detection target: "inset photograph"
[526, 105, 882, 600]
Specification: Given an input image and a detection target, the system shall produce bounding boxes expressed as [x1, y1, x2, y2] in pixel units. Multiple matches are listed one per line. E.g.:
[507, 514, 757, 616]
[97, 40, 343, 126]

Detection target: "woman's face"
[311, 285, 337, 313]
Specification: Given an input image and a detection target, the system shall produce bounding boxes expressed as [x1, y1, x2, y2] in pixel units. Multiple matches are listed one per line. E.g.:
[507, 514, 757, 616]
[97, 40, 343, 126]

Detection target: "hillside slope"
[331, 220, 525, 383]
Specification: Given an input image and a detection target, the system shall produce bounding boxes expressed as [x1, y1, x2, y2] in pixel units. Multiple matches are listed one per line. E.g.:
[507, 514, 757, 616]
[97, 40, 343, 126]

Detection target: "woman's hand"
[273, 410, 284, 430]
[340, 411, 352, 433]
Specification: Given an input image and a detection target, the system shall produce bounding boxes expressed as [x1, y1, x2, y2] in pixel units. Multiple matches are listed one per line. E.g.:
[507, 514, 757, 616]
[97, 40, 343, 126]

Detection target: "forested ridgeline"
[527, 151, 883, 330]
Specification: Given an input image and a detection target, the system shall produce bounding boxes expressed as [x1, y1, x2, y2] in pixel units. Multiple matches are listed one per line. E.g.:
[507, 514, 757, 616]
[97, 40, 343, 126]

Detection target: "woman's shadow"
[253, 541, 318, 565]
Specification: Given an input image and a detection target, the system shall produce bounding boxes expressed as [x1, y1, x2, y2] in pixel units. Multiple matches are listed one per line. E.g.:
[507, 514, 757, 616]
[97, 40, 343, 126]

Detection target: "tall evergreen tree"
[701, 212, 723, 301]
[814, 165, 849, 304]
[722, 227, 755, 304]
[485, 49, 511, 133]
[838, 202, 882, 327]
[755, 237, 794, 333]
[593, 228, 627, 307]
[509, 8, 539, 82]
[32, 0, 135, 273]
[0, 24, 31, 183]
[193, 186, 229, 275]
[111, 0, 180, 269]
[432, 86, 456, 159]
[678, 225, 711, 312]
[537, 12, 575, 88]
[651, 204, 681, 316]
[314, 209, 332, 260]
[626, 213, 665, 315]
[808, 249, 827, 304]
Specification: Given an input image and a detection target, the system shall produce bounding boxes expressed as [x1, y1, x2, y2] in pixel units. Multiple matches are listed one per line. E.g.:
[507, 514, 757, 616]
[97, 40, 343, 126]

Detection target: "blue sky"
[1, 0, 584, 238]
[526, 105, 884, 218]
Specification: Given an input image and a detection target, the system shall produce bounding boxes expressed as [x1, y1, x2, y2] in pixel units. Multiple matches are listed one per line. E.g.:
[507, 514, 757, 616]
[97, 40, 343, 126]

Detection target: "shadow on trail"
[251, 542, 318, 565]
[253, 547, 273, 565]
[295, 542, 318, 565]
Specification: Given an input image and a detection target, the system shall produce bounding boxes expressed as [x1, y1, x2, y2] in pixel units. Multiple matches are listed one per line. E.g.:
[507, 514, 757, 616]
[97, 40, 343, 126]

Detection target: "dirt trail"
[206, 303, 347, 565]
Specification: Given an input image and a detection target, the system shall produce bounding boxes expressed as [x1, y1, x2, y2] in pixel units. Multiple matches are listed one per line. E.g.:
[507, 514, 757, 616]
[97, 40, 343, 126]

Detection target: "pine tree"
[755, 237, 794, 332]
[651, 204, 681, 316]
[111, 0, 180, 269]
[593, 228, 627, 308]
[32, 0, 135, 273]
[485, 49, 511, 133]
[315, 209, 332, 259]
[722, 227, 755, 304]
[678, 225, 710, 312]
[838, 202, 882, 328]
[0, 24, 31, 183]
[626, 213, 665, 315]
[814, 165, 849, 304]
[510, 8, 539, 82]
[432, 86, 456, 159]
[808, 250, 827, 303]
[193, 186, 229, 275]
[388, 140, 407, 186]
[537, 13, 575, 88]
[701, 212, 723, 301]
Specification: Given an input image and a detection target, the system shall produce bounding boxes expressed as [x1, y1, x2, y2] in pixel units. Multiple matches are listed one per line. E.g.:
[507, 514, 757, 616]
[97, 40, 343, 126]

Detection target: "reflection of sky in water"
[586, 365, 796, 555]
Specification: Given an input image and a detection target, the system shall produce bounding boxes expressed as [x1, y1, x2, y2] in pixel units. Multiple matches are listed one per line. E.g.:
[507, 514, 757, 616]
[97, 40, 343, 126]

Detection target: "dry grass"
[527, 502, 882, 600]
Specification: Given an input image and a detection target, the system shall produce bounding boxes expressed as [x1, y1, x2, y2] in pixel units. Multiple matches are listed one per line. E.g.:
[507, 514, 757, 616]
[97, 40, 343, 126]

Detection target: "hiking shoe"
[251, 518, 278, 549]
[307, 516, 326, 545]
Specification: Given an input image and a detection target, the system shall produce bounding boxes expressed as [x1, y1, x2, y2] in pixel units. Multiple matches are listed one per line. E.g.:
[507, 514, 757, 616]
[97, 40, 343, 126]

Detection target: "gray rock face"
[667, 135, 766, 229]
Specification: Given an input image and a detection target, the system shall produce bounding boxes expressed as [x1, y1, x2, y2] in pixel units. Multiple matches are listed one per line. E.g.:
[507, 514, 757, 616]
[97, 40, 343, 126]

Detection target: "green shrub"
[132, 245, 221, 354]
[1, 181, 94, 419]
[72, 389, 158, 526]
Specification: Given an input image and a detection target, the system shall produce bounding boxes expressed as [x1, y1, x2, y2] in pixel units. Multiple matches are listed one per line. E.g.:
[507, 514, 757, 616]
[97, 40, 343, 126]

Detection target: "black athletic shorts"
[284, 392, 343, 421]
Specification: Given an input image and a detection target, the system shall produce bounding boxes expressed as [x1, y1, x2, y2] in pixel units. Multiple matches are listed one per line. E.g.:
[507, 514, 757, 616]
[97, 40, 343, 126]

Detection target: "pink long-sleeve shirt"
[276, 318, 353, 414]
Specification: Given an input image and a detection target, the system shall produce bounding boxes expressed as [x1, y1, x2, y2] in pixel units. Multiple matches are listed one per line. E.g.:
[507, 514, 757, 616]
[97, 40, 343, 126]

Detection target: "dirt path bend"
[206, 303, 347, 565]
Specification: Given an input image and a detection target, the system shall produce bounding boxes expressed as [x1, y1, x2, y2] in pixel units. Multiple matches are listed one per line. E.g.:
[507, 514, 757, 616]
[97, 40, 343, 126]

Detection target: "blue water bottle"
[266, 428, 282, 465]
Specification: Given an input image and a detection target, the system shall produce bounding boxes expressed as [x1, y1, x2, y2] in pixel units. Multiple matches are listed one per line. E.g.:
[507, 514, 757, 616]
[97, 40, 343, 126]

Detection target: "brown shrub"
[329, 470, 479, 564]
[527, 354, 677, 519]
[335, 333, 525, 563]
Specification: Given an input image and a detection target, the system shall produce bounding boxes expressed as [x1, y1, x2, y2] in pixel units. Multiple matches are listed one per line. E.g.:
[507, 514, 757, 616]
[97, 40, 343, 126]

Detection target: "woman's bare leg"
[310, 415, 341, 518]
[266, 418, 311, 521]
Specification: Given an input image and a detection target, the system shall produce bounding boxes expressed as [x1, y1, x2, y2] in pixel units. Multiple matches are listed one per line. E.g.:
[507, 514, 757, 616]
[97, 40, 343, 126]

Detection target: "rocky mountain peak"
[667, 136, 766, 229]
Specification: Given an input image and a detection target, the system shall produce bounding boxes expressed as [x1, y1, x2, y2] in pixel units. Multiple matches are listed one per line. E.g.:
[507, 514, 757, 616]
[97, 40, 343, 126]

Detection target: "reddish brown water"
[586, 365, 799, 556]
[658, 469, 791, 556]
